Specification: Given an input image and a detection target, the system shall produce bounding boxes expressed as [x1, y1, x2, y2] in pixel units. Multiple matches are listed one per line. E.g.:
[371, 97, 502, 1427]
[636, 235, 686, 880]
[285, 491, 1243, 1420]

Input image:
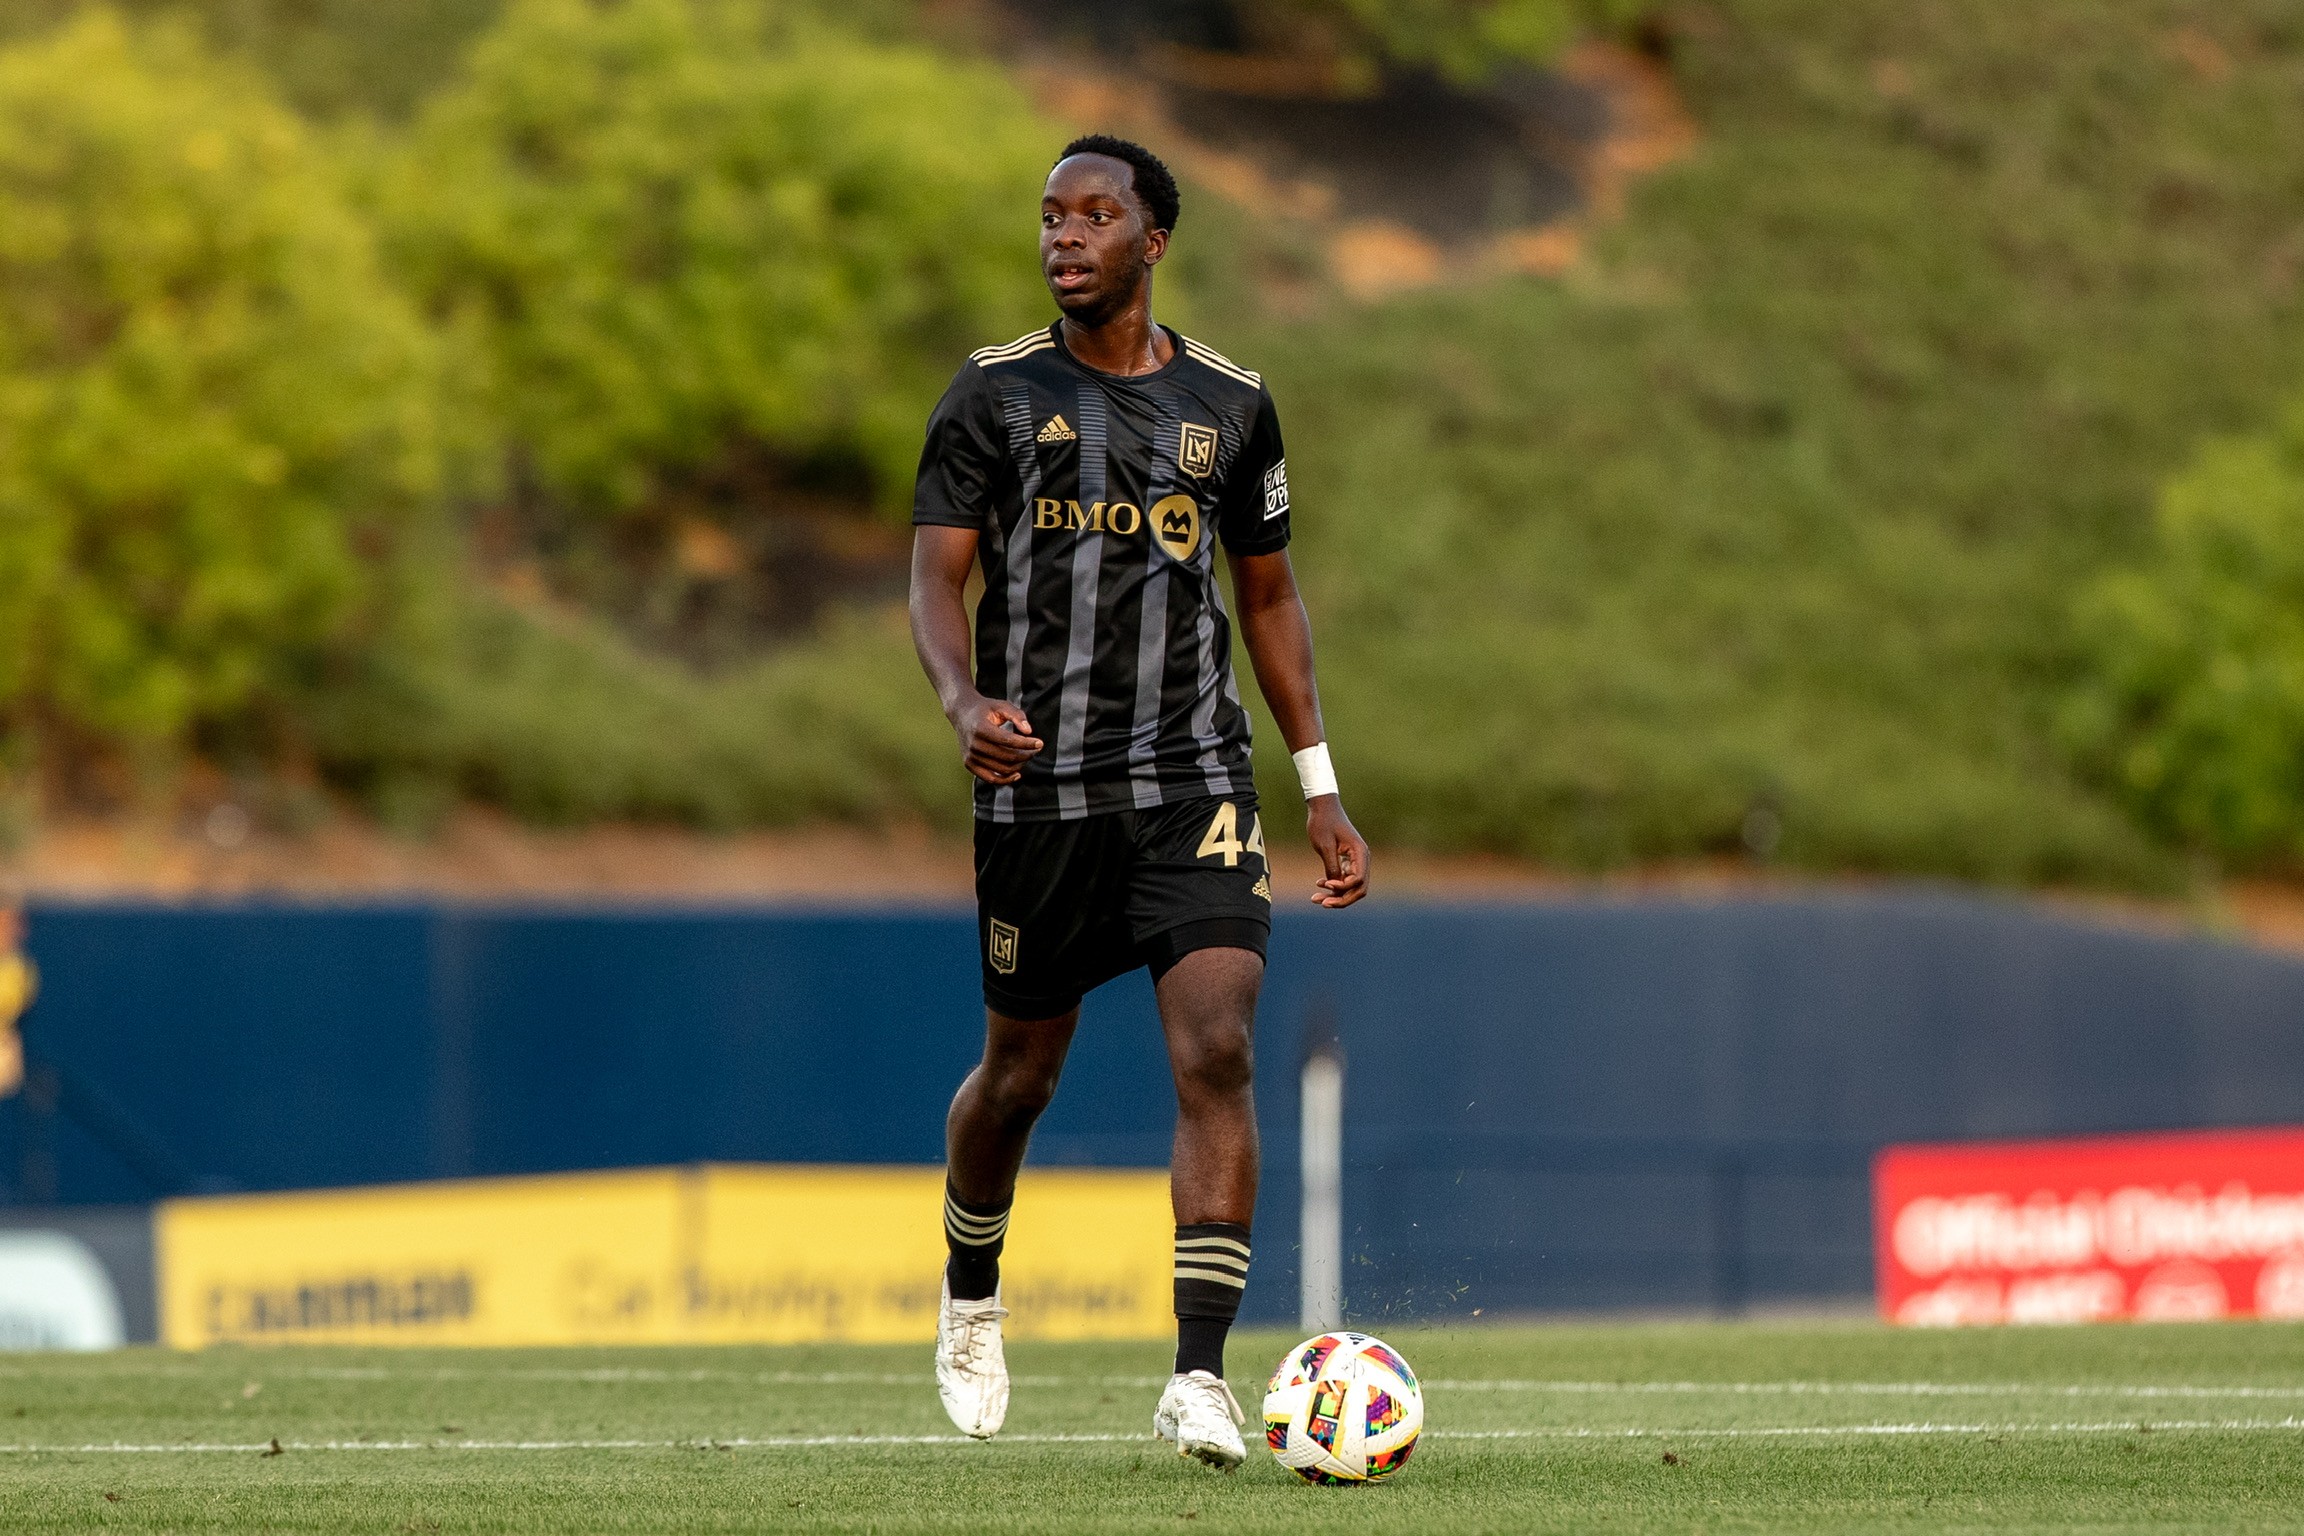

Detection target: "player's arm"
[909, 526, 1042, 786]
[909, 363, 1043, 786]
[1229, 549, 1369, 908]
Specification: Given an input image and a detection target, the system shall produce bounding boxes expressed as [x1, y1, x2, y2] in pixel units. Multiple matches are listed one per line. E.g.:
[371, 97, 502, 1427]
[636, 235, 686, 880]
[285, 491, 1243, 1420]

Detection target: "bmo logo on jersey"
[1030, 494, 1204, 561]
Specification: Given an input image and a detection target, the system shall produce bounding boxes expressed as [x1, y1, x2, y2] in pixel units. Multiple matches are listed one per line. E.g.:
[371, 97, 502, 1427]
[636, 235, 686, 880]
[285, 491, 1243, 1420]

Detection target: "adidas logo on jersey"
[1036, 414, 1076, 444]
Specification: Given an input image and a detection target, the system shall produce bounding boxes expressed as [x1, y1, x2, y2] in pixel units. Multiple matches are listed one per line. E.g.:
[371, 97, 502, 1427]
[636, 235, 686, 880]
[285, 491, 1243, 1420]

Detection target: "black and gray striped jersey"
[912, 321, 1292, 823]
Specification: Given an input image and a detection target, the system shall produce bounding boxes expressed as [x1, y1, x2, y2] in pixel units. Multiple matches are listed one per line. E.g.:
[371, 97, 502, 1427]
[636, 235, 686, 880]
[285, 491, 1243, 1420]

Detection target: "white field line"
[1438, 1419, 2304, 1440]
[1431, 1379, 2304, 1402]
[282, 1369, 1170, 1389]
[0, 1366, 1161, 1388]
[2, 1420, 2303, 1455]
[17, 1364, 2304, 1404]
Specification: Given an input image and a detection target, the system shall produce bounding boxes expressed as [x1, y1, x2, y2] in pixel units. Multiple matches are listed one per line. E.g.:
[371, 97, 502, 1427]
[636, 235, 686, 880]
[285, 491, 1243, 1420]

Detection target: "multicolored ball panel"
[1360, 1340, 1419, 1391]
[1293, 1465, 1364, 1488]
[1297, 1335, 1343, 1377]
[1261, 1331, 1424, 1485]
[1306, 1382, 1347, 1451]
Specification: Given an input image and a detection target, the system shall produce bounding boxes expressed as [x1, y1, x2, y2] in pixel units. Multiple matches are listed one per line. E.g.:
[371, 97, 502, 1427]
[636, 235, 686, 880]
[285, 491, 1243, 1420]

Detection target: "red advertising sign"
[1875, 1128, 2304, 1326]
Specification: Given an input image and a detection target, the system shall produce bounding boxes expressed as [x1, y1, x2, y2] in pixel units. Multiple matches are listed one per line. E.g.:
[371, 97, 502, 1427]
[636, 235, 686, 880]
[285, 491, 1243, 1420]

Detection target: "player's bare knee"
[998, 1070, 1061, 1123]
[983, 1058, 1061, 1125]
[1175, 1025, 1254, 1101]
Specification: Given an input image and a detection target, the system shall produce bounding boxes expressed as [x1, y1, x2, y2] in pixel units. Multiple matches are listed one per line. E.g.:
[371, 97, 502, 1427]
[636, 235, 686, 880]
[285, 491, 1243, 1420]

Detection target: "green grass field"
[3, 1320, 2303, 1533]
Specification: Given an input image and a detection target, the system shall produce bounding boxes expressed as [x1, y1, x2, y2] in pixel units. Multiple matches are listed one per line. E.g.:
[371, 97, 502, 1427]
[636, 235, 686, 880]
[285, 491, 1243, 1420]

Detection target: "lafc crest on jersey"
[1036, 414, 1076, 444]
[1179, 421, 1218, 478]
[988, 917, 1020, 975]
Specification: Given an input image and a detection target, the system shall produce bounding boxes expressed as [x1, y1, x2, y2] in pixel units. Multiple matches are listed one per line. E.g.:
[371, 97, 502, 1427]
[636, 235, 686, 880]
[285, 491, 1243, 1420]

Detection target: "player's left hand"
[1306, 796, 1369, 908]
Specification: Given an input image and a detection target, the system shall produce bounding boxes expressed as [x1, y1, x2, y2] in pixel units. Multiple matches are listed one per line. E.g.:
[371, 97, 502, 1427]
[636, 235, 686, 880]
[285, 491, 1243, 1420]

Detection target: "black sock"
[1173, 1221, 1250, 1377]
[943, 1180, 1012, 1301]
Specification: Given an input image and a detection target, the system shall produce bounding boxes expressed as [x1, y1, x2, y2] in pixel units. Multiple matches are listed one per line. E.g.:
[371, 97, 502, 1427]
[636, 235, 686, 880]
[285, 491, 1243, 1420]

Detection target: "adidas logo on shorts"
[1036, 414, 1076, 444]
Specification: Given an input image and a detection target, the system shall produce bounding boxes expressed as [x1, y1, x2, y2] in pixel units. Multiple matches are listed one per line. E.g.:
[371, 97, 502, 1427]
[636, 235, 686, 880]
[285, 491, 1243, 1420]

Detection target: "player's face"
[1041, 155, 1166, 318]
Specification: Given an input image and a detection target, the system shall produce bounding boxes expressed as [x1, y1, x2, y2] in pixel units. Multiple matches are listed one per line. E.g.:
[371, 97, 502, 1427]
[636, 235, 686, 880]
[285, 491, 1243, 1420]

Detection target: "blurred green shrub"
[310, 583, 956, 832]
[0, 10, 441, 760]
[0, 0, 511, 121]
[378, 0, 1053, 521]
[1214, 0, 2304, 888]
[2067, 404, 2304, 863]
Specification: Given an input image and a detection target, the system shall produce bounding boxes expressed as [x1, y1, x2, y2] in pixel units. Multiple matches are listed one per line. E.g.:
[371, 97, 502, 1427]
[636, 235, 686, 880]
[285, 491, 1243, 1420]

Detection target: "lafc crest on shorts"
[988, 918, 1020, 975]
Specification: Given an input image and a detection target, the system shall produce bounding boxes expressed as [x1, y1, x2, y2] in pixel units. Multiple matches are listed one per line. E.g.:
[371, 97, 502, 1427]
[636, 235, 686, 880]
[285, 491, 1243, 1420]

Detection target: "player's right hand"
[954, 696, 1043, 785]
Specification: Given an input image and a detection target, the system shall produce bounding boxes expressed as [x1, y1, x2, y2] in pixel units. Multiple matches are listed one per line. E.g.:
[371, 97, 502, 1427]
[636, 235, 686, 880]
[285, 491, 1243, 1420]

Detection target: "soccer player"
[910, 134, 1369, 1469]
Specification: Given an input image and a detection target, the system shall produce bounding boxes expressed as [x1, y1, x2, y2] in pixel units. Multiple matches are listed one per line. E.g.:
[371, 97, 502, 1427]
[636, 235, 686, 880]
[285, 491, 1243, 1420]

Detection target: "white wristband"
[1292, 742, 1338, 801]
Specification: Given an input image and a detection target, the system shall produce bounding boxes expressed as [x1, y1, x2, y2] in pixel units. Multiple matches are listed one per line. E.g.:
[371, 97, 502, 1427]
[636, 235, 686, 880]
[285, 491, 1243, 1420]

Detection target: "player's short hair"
[1054, 134, 1180, 235]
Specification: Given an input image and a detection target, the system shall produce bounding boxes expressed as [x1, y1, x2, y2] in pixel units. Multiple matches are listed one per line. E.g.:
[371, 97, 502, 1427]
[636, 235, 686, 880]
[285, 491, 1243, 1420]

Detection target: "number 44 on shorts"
[1195, 802, 1265, 867]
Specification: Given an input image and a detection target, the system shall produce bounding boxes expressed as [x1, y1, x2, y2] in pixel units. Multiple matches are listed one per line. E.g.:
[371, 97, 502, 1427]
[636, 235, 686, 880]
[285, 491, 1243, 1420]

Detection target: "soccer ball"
[1261, 1331, 1424, 1485]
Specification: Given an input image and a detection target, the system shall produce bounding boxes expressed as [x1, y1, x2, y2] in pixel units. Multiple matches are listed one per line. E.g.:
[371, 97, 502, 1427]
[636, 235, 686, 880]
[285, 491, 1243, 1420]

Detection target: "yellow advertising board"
[156, 1164, 1171, 1349]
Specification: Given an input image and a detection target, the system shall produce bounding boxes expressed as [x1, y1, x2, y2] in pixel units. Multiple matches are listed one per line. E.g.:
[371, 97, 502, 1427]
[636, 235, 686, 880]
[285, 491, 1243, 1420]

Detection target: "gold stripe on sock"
[945, 1203, 1009, 1233]
[1173, 1236, 1251, 1260]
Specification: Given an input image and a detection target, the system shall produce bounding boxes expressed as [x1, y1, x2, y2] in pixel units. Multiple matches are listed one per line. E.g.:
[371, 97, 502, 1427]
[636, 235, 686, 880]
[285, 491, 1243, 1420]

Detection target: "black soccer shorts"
[974, 793, 1274, 1019]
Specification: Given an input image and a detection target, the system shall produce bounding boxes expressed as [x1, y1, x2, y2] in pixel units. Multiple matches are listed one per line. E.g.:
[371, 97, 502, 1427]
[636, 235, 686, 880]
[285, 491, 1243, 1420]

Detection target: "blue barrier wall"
[6, 892, 2303, 1323]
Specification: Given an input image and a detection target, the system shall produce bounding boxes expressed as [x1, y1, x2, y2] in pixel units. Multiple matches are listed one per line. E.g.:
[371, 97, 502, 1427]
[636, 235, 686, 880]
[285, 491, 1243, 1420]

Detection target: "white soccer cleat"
[935, 1283, 1010, 1438]
[1153, 1370, 1247, 1470]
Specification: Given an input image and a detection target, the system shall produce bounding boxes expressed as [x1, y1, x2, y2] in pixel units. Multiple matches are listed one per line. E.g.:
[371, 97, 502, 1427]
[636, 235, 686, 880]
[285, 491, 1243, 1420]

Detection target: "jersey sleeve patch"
[1262, 458, 1289, 521]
